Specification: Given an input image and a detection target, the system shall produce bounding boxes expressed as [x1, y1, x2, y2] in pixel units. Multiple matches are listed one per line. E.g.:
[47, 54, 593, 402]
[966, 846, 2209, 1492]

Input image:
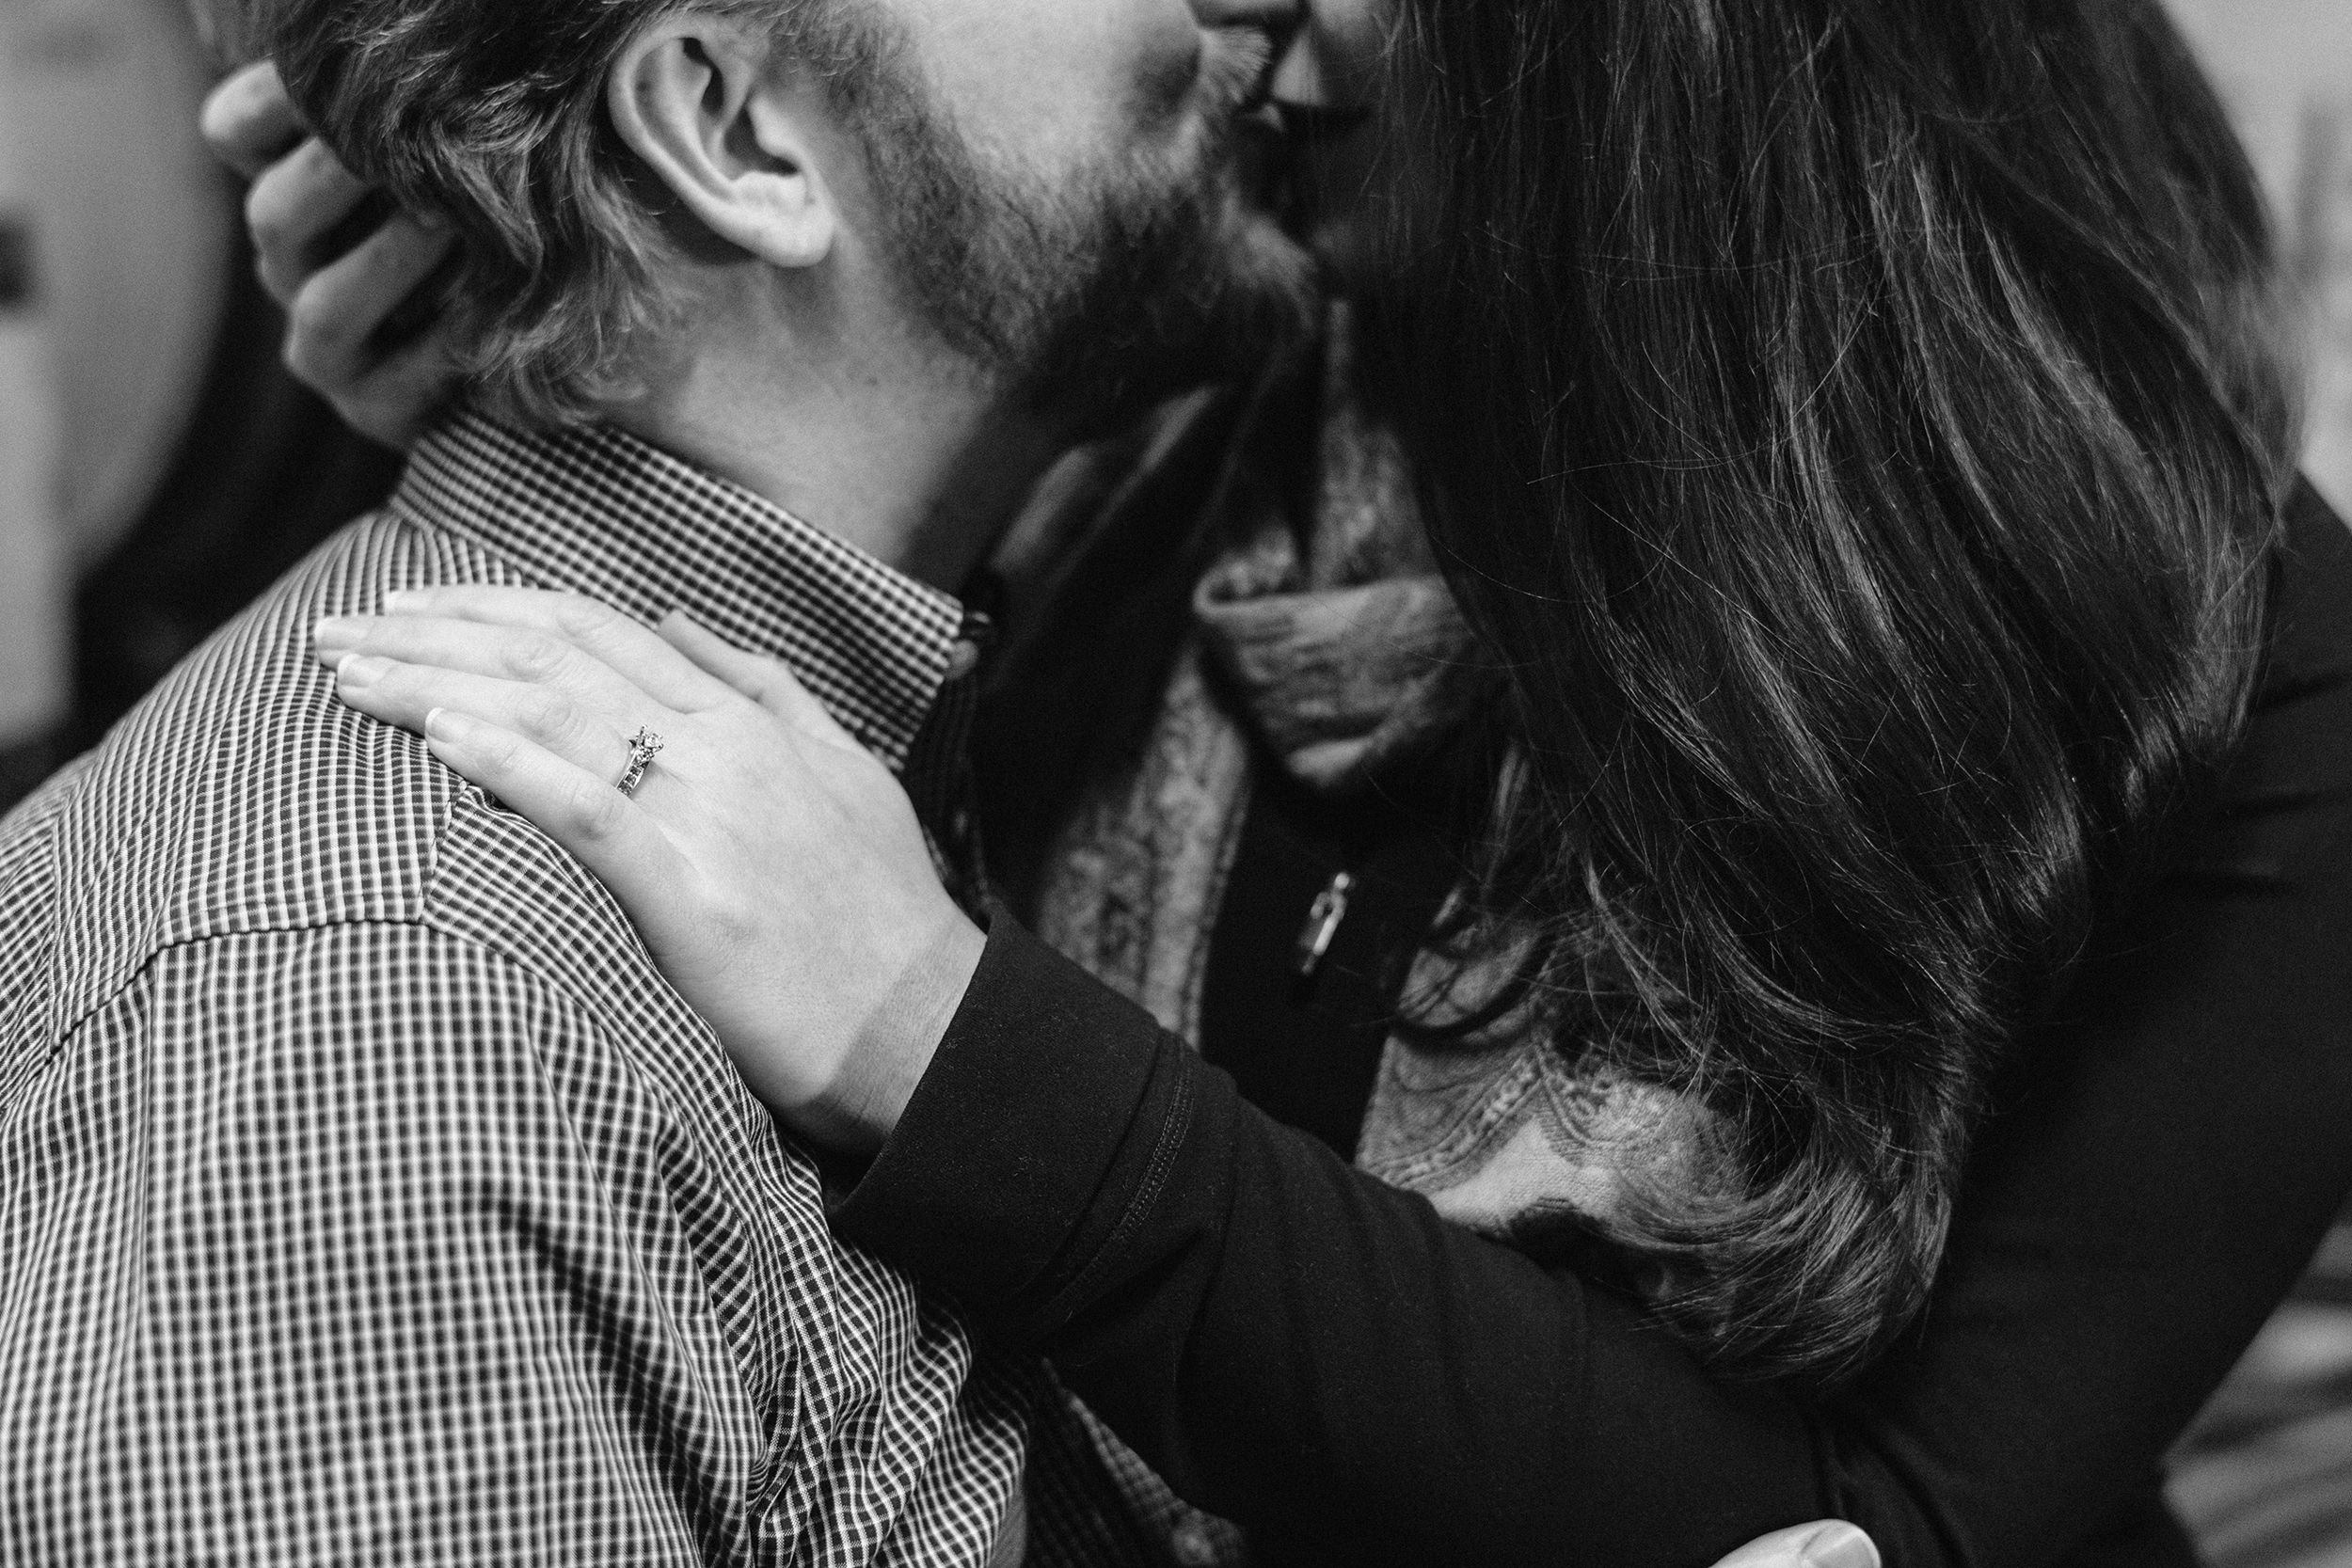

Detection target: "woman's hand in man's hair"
[200, 61, 461, 450]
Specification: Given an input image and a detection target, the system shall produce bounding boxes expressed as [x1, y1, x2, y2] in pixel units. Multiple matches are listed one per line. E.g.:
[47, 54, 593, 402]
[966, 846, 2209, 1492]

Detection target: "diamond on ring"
[615, 727, 664, 798]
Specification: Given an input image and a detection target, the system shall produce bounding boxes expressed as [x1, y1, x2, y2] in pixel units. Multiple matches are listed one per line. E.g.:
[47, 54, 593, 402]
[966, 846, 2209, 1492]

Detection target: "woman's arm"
[306, 485, 2352, 1565]
[836, 482, 2352, 1568]
[314, 587, 1851, 1565]
[838, 913, 1836, 1564]
[836, 816, 2352, 1567]
[314, 591, 1881, 1568]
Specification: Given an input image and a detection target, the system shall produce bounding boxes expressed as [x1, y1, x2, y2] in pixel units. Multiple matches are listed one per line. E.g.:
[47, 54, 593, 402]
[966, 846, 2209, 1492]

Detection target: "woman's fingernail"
[381, 590, 421, 612]
[336, 652, 389, 688]
[424, 706, 467, 743]
[1801, 1526, 1881, 1568]
[313, 617, 365, 652]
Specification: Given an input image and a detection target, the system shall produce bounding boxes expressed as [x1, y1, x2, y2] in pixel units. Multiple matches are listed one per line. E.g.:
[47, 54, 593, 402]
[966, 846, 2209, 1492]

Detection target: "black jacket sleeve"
[834, 482, 2352, 1568]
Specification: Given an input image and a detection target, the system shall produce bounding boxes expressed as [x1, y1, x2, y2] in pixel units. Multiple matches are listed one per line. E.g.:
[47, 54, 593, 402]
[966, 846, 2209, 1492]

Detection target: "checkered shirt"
[0, 412, 1042, 1566]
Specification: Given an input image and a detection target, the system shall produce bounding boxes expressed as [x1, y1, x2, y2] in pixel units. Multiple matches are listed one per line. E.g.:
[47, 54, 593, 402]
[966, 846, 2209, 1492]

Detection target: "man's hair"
[201, 0, 883, 426]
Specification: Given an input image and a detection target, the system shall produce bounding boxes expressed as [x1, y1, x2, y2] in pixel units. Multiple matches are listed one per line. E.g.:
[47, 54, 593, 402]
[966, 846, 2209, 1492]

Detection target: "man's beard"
[850, 35, 1317, 427]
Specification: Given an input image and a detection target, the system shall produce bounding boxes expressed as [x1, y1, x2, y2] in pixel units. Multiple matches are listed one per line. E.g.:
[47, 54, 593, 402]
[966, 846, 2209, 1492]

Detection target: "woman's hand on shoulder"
[310, 588, 983, 1155]
[200, 61, 460, 449]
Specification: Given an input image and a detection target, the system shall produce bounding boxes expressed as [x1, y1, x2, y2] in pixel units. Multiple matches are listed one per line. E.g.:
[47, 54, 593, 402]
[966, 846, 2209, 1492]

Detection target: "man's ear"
[606, 13, 835, 270]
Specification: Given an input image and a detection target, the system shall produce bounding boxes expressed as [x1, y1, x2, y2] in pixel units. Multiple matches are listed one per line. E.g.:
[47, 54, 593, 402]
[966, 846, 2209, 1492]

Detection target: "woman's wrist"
[828, 911, 1183, 1311]
[794, 904, 986, 1157]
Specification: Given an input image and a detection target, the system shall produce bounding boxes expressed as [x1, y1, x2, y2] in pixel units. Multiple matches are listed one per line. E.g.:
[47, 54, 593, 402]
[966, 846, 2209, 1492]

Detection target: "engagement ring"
[616, 727, 664, 798]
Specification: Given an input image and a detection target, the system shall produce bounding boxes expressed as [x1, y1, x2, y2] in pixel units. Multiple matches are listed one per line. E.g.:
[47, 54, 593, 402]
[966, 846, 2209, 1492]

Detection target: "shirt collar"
[390, 409, 965, 771]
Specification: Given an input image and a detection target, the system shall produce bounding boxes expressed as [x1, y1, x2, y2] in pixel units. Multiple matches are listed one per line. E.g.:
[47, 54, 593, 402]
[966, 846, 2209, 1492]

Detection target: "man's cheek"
[1131, 25, 1208, 131]
[905, 4, 1118, 158]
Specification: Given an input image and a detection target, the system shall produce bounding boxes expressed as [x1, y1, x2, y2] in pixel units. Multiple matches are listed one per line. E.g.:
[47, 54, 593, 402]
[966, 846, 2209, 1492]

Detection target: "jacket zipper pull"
[1295, 870, 1357, 978]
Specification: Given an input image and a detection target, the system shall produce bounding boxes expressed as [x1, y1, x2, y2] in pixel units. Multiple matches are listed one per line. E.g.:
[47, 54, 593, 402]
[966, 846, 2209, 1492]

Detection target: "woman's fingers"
[313, 611, 664, 721]
[203, 55, 457, 448]
[283, 214, 459, 392]
[421, 707, 686, 913]
[323, 329, 462, 451]
[1708, 1523, 1879, 1568]
[333, 655, 635, 782]
[355, 589, 852, 751]
[199, 61, 305, 181]
[380, 588, 740, 714]
[218, 85, 463, 447]
[659, 611, 859, 750]
[245, 139, 375, 309]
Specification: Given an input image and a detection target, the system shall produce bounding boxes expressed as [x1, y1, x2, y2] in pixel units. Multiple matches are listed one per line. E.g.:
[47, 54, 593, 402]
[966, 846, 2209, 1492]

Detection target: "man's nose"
[1270, 1, 1380, 112]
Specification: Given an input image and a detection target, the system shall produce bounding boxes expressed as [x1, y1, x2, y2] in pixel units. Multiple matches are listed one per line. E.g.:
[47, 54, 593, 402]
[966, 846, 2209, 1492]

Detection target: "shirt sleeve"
[834, 482, 2352, 1568]
[2, 918, 1027, 1568]
[3, 921, 733, 1562]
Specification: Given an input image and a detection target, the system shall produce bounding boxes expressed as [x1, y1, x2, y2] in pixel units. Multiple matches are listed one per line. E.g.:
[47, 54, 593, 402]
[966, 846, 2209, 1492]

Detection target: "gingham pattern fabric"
[397, 411, 968, 773]
[0, 412, 1037, 1566]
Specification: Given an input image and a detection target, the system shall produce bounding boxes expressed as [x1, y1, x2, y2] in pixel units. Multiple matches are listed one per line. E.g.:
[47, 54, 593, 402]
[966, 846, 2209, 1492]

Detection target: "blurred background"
[0, 0, 399, 807]
[0, 1, 2347, 1561]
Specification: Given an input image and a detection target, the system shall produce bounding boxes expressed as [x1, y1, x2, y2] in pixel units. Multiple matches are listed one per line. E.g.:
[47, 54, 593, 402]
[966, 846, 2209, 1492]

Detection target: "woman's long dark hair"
[1388, 0, 2297, 1383]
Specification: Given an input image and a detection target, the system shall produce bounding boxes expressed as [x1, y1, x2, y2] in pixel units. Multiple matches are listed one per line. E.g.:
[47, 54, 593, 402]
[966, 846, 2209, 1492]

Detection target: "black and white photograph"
[2, 0, 2350, 1563]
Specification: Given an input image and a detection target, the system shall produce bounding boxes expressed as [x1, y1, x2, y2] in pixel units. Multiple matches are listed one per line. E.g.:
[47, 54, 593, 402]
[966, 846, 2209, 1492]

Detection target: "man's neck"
[609, 307, 1068, 595]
